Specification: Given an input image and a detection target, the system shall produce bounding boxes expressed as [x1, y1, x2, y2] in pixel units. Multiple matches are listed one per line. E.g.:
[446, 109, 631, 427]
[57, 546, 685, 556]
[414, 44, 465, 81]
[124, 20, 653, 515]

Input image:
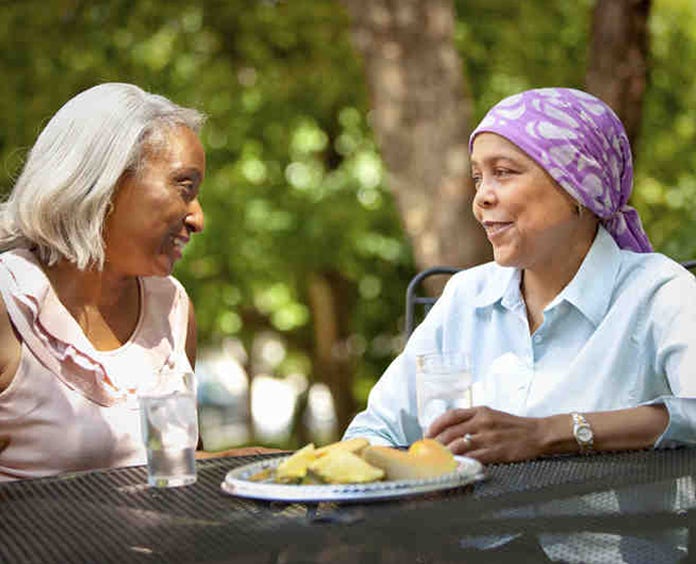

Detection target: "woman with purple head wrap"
[469, 87, 651, 253]
[344, 87, 696, 463]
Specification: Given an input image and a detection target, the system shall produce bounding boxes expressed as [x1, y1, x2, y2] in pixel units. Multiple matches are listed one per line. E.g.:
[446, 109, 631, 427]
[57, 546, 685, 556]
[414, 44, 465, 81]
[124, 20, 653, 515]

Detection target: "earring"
[576, 203, 584, 217]
[106, 202, 115, 217]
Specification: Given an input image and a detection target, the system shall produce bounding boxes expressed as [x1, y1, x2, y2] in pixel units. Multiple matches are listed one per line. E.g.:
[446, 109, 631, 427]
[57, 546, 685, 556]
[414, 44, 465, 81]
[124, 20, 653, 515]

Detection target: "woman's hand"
[425, 406, 550, 464]
[196, 446, 286, 459]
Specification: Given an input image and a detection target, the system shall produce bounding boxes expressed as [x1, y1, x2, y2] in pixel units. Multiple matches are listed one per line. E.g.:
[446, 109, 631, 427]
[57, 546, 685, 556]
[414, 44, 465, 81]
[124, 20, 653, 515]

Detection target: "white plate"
[220, 455, 485, 503]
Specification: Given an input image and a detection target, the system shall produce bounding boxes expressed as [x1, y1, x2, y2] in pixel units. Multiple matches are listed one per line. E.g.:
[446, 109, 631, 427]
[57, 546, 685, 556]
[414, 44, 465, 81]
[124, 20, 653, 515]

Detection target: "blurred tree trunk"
[307, 271, 357, 437]
[586, 0, 652, 149]
[340, 0, 490, 273]
[288, 388, 311, 447]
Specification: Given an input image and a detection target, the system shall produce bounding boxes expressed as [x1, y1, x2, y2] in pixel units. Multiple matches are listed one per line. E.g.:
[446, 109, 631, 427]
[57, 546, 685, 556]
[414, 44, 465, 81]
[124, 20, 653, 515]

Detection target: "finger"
[433, 419, 475, 446]
[426, 407, 476, 438]
[446, 433, 477, 456]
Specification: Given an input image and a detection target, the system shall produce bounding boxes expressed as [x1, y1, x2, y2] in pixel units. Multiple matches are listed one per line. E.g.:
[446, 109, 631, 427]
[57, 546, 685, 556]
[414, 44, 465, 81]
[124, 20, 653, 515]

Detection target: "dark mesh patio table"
[1, 448, 694, 563]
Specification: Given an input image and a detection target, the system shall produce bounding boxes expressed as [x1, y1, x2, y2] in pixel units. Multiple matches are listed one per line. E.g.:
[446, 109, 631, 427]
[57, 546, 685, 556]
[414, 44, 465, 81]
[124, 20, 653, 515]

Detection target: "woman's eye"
[177, 180, 197, 201]
[494, 168, 514, 178]
[471, 174, 482, 189]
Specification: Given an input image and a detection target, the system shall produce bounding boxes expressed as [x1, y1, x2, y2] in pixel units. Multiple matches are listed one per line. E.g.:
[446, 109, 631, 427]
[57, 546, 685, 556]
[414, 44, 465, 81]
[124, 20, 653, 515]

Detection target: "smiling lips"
[482, 221, 513, 239]
[170, 235, 188, 259]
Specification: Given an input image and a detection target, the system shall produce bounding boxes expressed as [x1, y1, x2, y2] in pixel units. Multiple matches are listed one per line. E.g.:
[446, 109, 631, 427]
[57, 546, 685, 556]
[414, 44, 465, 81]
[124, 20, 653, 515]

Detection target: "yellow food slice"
[308, 450, 385, 484]
[362, 439, 457, 480]
[314, 437, 370, 458]
[275, 443, 316, 483]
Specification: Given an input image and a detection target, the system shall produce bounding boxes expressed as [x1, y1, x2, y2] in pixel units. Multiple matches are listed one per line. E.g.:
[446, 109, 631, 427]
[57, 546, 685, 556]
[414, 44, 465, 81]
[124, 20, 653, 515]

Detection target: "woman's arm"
[0, 296, 21, 454]
[543, 405, 669, 454]
[195, 446, 285, 459]
[0, 295, 21, 394]
[427, 404, 669, 464]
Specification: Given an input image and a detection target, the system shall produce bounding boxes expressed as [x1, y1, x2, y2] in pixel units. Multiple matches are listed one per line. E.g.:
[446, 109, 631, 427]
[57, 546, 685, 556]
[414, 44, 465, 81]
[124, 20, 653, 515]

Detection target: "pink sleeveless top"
[0, 249, 194, 481]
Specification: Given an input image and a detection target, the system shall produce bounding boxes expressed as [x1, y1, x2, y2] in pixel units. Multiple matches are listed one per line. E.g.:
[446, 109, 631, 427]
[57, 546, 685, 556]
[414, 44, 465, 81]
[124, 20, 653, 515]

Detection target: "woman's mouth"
[483, 221, 513, 239]
[170, 236, 188, 259]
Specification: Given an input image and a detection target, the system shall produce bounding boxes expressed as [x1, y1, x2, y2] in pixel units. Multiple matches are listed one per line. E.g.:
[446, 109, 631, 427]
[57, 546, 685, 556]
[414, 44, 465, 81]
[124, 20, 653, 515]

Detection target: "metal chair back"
[405, 259, 696, 338]
[404, 266, 461, 337]
[681, 259, 696, 272]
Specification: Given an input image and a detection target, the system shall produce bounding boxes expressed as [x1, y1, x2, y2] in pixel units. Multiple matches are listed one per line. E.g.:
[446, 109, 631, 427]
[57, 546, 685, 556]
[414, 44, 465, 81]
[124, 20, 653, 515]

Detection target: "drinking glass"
[416, 352, 472, 435]
[139, 371, 198, 487]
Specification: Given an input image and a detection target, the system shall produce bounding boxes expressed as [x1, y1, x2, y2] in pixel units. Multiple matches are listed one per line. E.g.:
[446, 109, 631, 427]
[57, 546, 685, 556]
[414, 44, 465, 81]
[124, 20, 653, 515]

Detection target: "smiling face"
[102, 125, 206, 278]
[470, 132, 593, 271]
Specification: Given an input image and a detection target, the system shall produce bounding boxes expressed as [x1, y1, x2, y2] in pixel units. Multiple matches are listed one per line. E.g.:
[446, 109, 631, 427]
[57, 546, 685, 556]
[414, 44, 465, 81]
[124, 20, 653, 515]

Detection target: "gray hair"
[0, 83, 206, 269]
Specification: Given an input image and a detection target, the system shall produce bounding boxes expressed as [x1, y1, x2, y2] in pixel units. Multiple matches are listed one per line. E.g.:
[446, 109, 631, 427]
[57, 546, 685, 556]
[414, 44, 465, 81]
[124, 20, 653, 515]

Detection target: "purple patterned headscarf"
[469, 88, 652, 253]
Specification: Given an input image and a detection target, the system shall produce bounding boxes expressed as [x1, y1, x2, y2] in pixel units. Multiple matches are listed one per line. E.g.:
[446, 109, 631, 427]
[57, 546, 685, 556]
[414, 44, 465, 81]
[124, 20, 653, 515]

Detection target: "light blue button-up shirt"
[344, 227, 696, 448]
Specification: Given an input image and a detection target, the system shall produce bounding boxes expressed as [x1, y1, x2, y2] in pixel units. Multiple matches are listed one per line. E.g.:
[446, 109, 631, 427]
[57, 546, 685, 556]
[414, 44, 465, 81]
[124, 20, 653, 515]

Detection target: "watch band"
[571, 412, 594, 454]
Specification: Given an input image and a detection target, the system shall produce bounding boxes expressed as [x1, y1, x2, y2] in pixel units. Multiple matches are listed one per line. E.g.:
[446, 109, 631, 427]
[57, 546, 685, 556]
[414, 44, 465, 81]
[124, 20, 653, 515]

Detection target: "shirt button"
[533, 334, 542, 344]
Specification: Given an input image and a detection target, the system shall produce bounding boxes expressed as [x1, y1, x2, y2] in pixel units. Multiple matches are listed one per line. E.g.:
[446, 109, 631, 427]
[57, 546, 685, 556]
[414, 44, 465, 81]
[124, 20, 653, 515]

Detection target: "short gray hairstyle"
[0, 82, 206, 269]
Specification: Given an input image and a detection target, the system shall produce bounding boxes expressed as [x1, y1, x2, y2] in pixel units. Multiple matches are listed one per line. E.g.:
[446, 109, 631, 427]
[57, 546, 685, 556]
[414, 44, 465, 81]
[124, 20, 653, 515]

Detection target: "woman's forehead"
[140, 126, 204, 167]
[471, 133, 532, 164]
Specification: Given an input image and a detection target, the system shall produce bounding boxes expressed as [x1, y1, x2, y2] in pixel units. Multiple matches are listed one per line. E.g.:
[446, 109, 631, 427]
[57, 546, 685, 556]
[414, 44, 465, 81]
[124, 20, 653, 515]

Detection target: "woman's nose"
[473, 177, 496, 208]
[185, 198, 205, 233]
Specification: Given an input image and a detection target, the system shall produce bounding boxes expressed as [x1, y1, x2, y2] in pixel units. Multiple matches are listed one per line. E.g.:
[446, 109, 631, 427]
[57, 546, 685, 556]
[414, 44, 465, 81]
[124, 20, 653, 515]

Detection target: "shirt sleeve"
[342, 353, 420, 446]
[644, 272, 696, 448]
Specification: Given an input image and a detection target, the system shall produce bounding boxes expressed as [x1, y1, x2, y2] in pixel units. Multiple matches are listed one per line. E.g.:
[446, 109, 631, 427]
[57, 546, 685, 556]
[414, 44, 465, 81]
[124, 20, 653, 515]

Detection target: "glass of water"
[416, 352, 472, 436]
[139, 371, 198, 487]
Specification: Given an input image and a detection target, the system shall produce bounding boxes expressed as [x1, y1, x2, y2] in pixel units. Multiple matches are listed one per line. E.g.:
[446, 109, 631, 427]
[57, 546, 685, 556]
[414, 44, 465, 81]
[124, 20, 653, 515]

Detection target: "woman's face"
[103, 125, 206, 278]
[470, 132, 585, 270]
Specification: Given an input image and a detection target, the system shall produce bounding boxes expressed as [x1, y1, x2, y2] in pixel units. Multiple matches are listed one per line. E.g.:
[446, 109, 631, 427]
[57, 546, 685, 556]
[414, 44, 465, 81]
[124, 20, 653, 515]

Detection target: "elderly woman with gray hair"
[344, 88, 696, 463]
[0, 83, 267, 481]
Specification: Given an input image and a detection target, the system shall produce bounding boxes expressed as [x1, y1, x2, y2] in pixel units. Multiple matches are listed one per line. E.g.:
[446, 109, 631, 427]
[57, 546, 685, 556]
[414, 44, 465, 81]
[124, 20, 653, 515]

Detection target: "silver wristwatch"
[571, 412, 594, 454]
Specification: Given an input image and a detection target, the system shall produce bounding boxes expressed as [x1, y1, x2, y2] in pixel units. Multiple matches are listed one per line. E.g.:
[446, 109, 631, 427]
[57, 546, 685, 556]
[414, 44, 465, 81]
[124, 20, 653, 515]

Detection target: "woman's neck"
[521, 225, 597, 334]
[40, 257, 141, 350]
[42, 259, 135, 309]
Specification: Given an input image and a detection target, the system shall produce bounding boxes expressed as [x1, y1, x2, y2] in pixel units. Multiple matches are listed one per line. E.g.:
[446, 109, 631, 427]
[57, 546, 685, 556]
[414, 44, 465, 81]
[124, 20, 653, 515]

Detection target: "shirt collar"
[549, 225, 621, 326]
[471, 225, 621, 324]
[473, 265, 520, 309]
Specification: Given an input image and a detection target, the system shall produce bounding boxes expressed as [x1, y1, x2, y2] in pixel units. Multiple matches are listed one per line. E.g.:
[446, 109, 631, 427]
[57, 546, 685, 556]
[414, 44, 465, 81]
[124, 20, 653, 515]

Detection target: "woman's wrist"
[538, 414, 580, 456]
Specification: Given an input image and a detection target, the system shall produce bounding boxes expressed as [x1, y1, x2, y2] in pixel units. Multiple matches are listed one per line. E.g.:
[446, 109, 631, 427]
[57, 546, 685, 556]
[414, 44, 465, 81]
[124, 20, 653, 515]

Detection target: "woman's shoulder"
[0, 249, 43, 284]
[615, 251, 695, 315]
[617, 251, 694, 287]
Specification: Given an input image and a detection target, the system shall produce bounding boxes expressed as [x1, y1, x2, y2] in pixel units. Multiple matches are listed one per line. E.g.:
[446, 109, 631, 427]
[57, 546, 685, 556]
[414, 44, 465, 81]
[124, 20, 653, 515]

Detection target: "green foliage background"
[1, 0, 694, 444]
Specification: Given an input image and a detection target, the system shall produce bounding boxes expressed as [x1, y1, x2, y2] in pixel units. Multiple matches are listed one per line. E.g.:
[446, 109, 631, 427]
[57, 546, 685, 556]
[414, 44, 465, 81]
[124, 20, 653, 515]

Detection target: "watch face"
[576, 426, 593, 443]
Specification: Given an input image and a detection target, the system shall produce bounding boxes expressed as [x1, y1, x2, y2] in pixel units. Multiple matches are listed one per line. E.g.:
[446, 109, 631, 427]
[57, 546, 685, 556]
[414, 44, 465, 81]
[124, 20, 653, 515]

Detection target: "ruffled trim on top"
[0, 249, 183, 407]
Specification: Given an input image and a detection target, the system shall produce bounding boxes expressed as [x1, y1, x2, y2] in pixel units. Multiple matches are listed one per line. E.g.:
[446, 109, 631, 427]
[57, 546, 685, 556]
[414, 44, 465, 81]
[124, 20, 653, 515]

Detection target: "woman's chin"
[145, 255, 177, 277]
[492, 248, 518, 268]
